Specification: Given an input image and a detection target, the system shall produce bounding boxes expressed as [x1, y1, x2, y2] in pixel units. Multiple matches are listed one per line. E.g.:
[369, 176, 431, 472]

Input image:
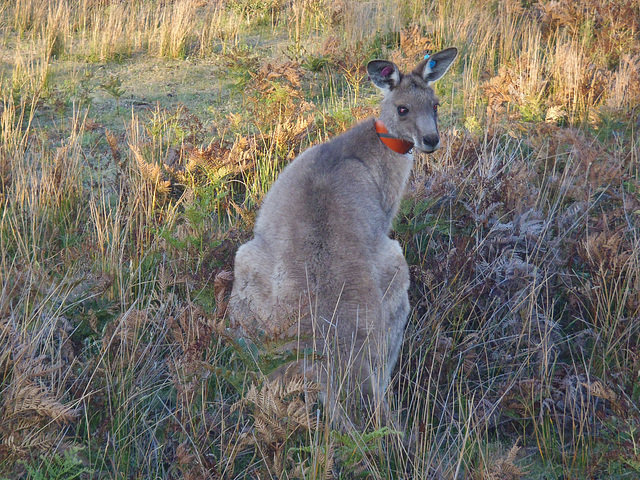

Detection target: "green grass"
[1, 0, 639, 478]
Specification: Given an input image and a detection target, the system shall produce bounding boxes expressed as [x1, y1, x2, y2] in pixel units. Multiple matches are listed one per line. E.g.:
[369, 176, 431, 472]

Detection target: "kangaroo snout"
[421, 134, 440, 152]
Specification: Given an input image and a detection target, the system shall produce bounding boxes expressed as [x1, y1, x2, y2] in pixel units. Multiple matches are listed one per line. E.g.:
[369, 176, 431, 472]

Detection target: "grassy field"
[0, 0, 639, 478]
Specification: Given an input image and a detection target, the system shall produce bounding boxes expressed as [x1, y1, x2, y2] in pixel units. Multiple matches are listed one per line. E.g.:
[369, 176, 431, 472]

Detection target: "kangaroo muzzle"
[421, 133, 440, 152]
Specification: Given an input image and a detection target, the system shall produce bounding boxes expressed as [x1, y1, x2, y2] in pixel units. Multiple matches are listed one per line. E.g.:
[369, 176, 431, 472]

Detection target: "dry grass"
[0, 0, 639, 478]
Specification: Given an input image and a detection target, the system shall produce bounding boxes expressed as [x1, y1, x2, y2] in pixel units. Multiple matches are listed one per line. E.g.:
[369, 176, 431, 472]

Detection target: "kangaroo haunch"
[229, 48, 458, 418]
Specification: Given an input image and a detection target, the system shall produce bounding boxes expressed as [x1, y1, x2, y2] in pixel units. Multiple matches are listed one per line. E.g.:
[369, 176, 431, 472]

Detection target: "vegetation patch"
[0, 0, 639, 478]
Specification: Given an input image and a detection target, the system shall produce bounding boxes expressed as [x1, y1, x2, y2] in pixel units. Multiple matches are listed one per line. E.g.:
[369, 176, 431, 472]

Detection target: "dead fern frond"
[254, 413, 287, 442]
[131, 145, 171, 202]
[474, 439, 527, 480]
[0, 302, 82, 470]
[232, 372, 322, 476]
[579, 379, 617, 403]
[105, 129, 121, 163]
[0, 429, 58, 458]
[581, 231, 630, 273]
[257, 60, 304, 90]
[7, 382, 78, 424]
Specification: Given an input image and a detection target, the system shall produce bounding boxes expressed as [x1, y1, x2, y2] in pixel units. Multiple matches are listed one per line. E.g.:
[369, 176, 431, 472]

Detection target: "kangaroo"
[229, 48, 458, 422]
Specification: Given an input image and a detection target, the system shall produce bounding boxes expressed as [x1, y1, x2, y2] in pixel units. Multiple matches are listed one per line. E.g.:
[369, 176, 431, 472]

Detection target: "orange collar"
[375, 120, 413, 154]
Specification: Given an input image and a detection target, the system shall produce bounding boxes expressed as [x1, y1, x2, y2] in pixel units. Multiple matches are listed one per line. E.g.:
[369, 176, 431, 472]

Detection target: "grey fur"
[229, 48, 458, 415]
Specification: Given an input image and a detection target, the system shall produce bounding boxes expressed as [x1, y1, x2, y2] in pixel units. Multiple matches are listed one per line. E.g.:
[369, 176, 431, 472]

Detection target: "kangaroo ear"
[414, 47, 458, 84]
[367, 60, 401, 91]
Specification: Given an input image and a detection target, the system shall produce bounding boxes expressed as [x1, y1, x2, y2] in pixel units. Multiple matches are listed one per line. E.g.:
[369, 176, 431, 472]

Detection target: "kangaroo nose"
[422, 134, 440, 150]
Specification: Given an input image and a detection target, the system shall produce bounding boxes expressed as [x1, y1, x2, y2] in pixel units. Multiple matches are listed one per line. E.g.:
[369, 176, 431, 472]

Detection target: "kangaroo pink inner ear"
[381, 66, 393, 77]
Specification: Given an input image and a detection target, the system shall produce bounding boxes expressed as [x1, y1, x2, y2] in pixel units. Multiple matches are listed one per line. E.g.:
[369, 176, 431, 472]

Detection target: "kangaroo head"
[367, 47, 458, 153]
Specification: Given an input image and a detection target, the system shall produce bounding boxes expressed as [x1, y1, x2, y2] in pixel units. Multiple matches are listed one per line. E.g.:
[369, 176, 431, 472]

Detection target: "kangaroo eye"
[397, 106, 409, 116]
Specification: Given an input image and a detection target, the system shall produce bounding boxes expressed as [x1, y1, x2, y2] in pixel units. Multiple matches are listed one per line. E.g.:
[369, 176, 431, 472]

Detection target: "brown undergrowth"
[394, 116, 639, 475]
